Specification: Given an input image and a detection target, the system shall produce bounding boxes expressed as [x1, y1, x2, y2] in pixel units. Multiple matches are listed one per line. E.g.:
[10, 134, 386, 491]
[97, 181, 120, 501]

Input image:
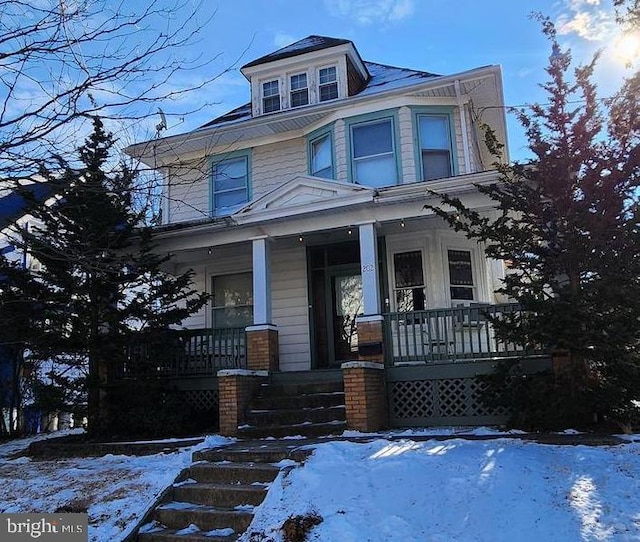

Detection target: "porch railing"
[120, 327, 247, 378]
[384, 303, 546, 366]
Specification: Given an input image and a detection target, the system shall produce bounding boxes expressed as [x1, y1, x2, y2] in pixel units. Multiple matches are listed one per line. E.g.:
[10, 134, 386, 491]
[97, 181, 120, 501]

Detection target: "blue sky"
[151, 0, 635, 162]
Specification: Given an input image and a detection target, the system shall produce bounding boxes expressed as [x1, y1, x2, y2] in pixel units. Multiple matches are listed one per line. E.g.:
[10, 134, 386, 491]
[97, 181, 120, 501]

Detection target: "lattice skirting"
[184, 389, 219, 412]
[388, 376, 508, 426]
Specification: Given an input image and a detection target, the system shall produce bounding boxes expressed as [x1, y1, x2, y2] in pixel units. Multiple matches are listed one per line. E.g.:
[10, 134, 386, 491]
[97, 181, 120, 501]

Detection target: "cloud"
[556, 0, 615, 41]
[324, 0, 414, 25]
[274, 32, 297, 49]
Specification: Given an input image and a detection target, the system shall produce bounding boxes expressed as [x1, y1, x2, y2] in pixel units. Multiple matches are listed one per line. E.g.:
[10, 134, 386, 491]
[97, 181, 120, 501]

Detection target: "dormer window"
[319, 66, 338, 102]
[290, 73, 309, 107]
[262, 80, 280, 113]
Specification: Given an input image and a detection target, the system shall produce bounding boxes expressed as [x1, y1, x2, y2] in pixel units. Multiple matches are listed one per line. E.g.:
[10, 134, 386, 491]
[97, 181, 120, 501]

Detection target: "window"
[393, 251, 426, 312]
[418, 114, 452, 180]
[448, 249, 475, 301]
[262, 80, 280, 113]
[290, 73, 309, 108]
[351, 118, 397, 187]
[309, 132, 333, 178]
[318, 66, 338, 102]
[212, 273, 253, 328]
[211, 154, 249, 216]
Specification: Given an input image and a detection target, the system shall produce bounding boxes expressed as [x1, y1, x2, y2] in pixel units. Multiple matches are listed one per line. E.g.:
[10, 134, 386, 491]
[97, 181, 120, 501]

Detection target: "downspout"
[455, 80, 471, 174]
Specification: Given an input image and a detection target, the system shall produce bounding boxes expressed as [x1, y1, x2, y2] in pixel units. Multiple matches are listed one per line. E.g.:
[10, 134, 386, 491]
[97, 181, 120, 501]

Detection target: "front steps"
[237, 372, 347, 438]
[137, 444, 311, 541]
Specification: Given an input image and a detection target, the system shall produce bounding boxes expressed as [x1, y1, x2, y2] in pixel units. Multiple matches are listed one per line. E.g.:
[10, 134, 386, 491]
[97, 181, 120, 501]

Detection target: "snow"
[0, 431, 233, 542]
[245, 437, 640, 542]
[1, 430, 639, 541]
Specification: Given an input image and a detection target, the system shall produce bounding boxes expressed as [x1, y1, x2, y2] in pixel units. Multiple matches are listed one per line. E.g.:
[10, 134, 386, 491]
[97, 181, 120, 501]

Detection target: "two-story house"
[126, 36, 548, 434]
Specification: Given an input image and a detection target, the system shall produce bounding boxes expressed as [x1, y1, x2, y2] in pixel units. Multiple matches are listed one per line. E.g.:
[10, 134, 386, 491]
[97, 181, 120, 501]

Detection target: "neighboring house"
[126, 36, 549, 432]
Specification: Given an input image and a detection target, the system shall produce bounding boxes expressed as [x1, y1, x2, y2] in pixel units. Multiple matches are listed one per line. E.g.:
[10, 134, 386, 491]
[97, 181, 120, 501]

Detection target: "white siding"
[271, 243, 311, 371]
[334, 119, 347, 182]
[398, 106, 416, 184]
[167, 161, 209, 224]
[252, 138, 307, 199]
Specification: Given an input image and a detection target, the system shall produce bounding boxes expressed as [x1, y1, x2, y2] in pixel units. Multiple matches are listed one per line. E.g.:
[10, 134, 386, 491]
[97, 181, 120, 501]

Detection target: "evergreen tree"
[426, 20, 640, 429]
[22, 118, 208, 436]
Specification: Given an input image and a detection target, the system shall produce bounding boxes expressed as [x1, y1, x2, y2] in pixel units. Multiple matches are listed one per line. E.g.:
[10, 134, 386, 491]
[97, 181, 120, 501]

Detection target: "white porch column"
[358, 222, 381, 316]
[251, 236, 272, 325]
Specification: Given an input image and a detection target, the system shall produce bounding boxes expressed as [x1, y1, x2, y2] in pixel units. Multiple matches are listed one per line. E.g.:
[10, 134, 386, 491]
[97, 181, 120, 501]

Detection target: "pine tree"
[426, 20, 640, 429]
[22, 118, 208, 436]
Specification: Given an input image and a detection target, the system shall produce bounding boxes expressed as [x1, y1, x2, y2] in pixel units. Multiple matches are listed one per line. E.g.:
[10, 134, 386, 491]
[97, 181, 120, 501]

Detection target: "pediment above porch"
[234, 176, 375, 224]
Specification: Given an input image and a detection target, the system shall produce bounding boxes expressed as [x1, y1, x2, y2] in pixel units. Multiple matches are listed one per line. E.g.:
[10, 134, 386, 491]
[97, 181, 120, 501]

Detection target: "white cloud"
[324, 0, 414, 25]
[274, 32, 297, 49]
[557, 0, 615, 41]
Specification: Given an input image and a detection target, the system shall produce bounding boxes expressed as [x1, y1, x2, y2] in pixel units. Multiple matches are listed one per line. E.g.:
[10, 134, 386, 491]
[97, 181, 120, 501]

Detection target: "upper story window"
[309, 130, 333, 179]
[262, 80, 280, 113]
[290, 73, 309, 108]
[447, 249, 475, 301]
[418, 114, 453, 180]
[350, 116, 398, 187]
[318, 66, 338, 102]
[211, 152, 250, 216]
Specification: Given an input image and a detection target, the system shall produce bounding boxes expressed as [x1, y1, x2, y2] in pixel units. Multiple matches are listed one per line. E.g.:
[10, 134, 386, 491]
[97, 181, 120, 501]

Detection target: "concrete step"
[172, 483, 267, 508]
[245, 405, 346, 426]
[193, 447, 311, 464]
[138, 525, 238, 541]
[259, 380, 344, 396]
[237, 420, 347, 439]
[154, 503, 253, 533]
[251, 391, 345, 410]
[187, 462, 279, 484]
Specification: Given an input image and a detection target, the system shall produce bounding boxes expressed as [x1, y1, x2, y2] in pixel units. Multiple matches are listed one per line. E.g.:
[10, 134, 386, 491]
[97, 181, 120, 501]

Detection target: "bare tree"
[0, 0, 229, 181]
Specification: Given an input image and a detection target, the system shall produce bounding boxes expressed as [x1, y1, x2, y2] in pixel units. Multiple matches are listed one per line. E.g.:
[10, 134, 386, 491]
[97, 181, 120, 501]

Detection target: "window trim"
[261, 78, 281, 114]
[307, 124, 335, 179]
[317, 65, 339, 102]
[444, 246, 478, 305]
[209, 149, 252, 217]
[346, 110, 401, 187]
[289, 72, 309, 108]
[391, 249, 427, 313]
[210, 271, 254, 329]
[411, 106, 458, 181]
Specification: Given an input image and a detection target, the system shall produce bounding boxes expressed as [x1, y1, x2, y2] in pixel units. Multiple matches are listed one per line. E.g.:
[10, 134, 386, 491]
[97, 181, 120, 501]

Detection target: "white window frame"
[211, 272, 254, 329]
[289, 71, 309, 108]
[444, 247, 478, 305]
[391, 249, 427, 313]
[261, 79, 280, 113]
[318, 65, 338, 102]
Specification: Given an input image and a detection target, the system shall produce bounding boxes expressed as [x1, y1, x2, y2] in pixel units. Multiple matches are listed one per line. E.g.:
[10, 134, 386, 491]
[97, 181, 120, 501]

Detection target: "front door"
[330, 269, 363, 365]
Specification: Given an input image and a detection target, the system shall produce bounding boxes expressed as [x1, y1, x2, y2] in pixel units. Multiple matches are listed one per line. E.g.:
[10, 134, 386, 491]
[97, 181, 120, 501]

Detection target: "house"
[126, 36, 550, 434]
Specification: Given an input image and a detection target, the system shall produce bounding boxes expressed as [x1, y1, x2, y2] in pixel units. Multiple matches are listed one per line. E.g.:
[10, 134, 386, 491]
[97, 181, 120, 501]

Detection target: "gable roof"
[200, 61, 440, 130]
[241, 35, 353, 70]
[0, 183, 53, 229]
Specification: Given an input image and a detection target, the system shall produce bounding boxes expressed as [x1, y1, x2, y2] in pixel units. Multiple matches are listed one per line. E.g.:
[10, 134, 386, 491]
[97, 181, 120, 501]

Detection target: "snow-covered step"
[172, 482, 268, 507]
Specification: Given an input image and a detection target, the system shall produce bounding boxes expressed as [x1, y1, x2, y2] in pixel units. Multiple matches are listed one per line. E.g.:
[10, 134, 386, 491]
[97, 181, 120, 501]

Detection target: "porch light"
[298, 235, 304, 243]
[348, 228, 352, 235]
[400, 219, 406, 228]
[207, 247, 212, 255]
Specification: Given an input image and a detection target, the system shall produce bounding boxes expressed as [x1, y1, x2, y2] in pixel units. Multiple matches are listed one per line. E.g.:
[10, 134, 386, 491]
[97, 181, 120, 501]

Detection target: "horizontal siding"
[168, 161, 209, 224]
[252, 138, 307, 199]
[398, 106, 416, 184]
[271, 243, 310, 371]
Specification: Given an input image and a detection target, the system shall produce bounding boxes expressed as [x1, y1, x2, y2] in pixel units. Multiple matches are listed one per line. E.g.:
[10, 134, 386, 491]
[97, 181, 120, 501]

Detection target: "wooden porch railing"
[120, 327, 247, 378]
[384, 303, 546, 366]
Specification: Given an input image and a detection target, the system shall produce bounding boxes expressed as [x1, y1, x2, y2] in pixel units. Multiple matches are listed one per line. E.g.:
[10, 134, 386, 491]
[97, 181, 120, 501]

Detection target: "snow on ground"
[0, 432, 232, 542]
[246, 437, 640, 542]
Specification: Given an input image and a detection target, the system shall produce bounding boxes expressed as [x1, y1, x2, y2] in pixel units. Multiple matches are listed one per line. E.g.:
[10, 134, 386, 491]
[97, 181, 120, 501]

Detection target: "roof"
[0, 183, 54, 229]
[200, 61, 440, 130]
[241, 35, 353, 69]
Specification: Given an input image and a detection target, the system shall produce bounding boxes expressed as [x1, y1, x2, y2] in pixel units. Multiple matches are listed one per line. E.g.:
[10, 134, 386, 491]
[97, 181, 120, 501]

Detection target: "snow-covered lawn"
[247, 436, 640, 542]
[0, 431, 639, 541]
[0, 431, 232, 542]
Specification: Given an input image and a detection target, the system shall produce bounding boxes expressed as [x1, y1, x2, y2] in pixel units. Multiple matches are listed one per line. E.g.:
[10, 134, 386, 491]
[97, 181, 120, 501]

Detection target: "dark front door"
[309, 242, 362, 368]
[330, 269, 363, 365]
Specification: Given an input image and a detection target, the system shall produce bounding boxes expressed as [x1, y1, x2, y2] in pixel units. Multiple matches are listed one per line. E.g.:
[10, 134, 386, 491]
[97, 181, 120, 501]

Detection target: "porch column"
[342, 361, 388, 432]
[358, 222, 380, 315]
[246, 236, 279, 371]
[357, 222, 385, 363]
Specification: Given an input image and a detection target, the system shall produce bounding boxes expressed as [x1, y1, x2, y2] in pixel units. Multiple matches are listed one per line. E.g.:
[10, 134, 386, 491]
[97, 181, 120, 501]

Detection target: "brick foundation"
[246, 325, 279, 372]
[356, 316, 385, 364]
[217, 370, 267, 437]
[342, 361, 387, 432]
